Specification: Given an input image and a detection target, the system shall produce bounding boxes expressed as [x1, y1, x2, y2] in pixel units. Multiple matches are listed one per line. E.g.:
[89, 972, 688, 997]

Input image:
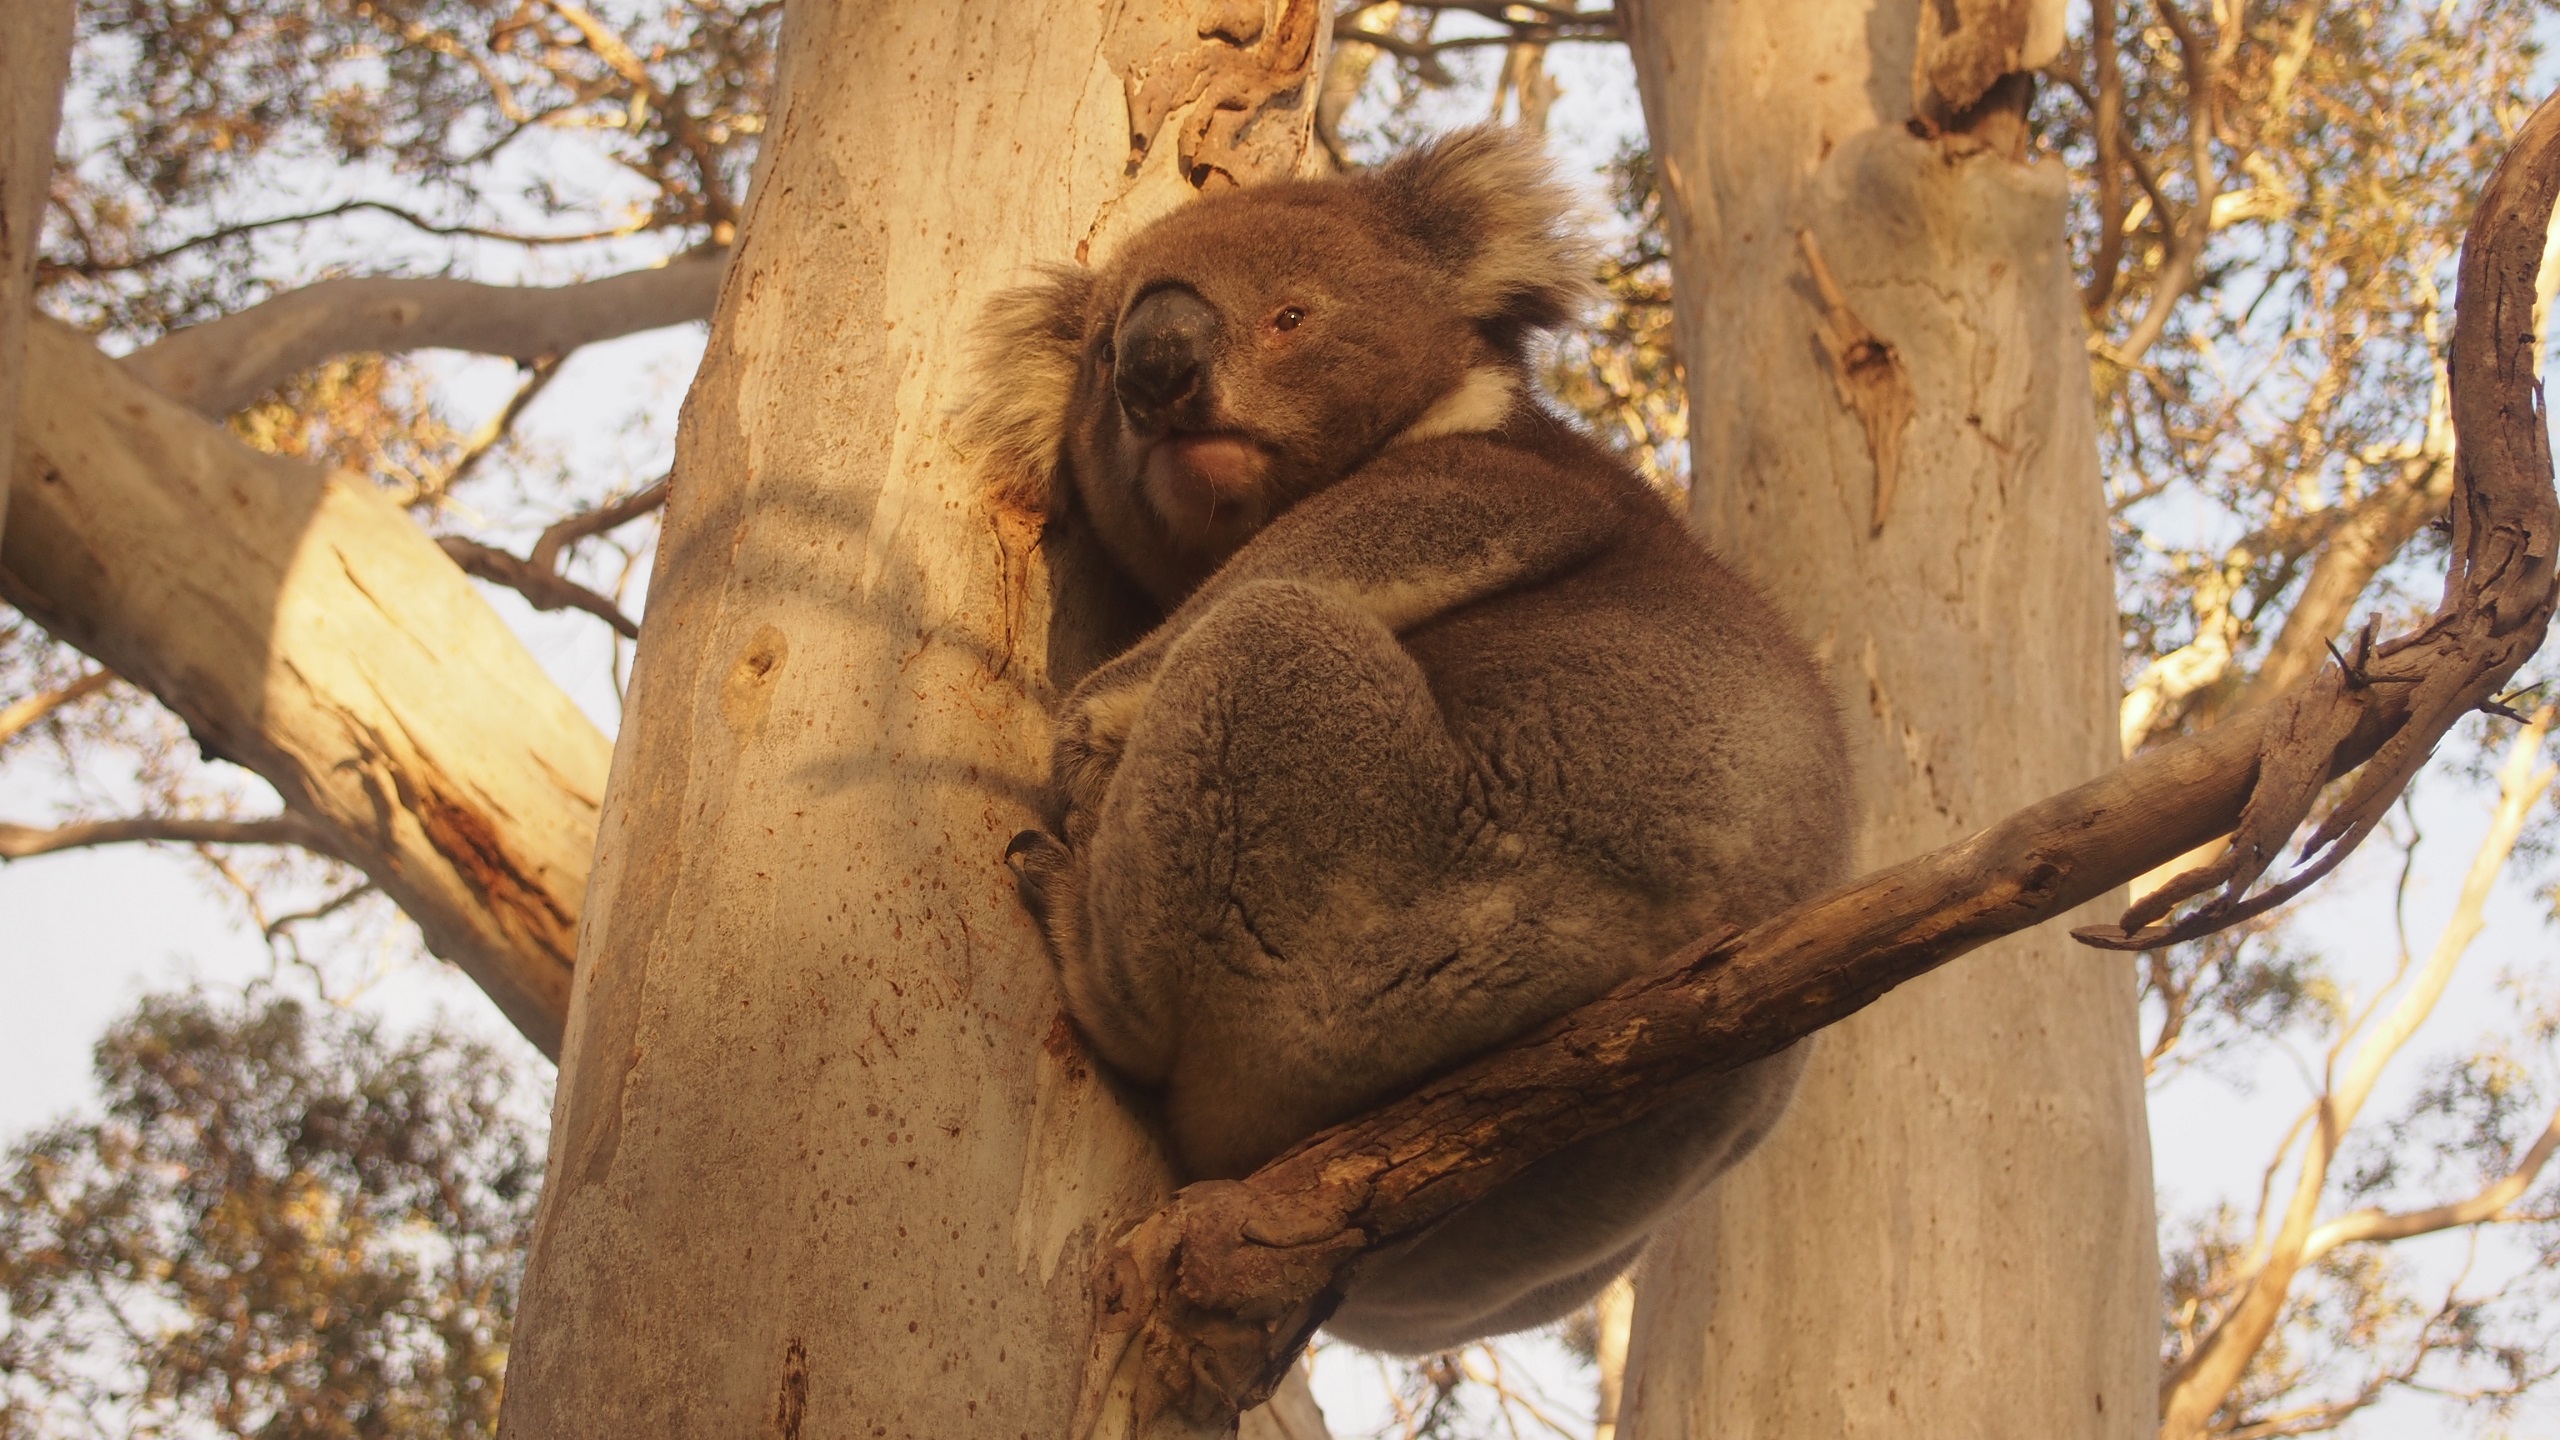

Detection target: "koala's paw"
[1004, 828, 1073, 923]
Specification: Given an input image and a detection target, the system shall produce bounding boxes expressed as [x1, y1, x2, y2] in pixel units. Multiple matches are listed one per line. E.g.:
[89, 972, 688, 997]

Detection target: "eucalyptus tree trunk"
[495, 3, 1333, 1435]
[1617, 2, 2157, 1435]
[0, 0, 74, 549]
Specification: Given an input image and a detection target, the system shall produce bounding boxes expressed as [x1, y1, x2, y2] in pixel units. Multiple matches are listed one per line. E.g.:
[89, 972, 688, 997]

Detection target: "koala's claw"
[1004, 828, 1069, 923]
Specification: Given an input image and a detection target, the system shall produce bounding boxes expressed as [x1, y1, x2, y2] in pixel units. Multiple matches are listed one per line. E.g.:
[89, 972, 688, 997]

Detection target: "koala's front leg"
[1005, 638, 1174, 971]
[1036, 614, 1190, 843]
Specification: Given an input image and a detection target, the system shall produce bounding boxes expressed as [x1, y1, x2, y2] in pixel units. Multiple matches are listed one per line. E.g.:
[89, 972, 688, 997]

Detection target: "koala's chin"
[963, 125, 1856, 1354]
[1138, 431, 1270, 542]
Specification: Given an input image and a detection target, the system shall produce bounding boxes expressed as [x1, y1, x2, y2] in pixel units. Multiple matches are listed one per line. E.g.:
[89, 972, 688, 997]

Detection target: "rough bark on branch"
[1075, 88, 2560, 1438]
[2, 318, 611, 1056]
[121, 253, 727, 417]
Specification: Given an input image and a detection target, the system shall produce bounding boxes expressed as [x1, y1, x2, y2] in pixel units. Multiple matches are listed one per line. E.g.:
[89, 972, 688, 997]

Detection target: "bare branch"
[435, 476, 667, 638]
[2082, 2, 2130, 313]
[2109, 0, 2231, 368]
[261, 879, 381, 941]
[0, 667, 112, 748]
[2302, 1098, 2560, 1260]
[530, 476, 671, 573]
[415, 355, 565, 504]
[2159, 709, 2557, 1438]
[439, 536, 643, 638]
[122, 253, 727, 417]
[0, 811, 340, 861]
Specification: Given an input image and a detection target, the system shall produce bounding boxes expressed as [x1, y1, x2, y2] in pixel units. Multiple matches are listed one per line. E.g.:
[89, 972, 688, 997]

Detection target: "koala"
[963, 129, 1853, 1355]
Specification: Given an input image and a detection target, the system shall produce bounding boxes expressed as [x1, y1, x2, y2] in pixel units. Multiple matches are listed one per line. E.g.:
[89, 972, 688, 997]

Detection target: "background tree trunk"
[495, 3, 1330, 1435]
[1617, 2, 2157, 1435]
[0, 0, 74, 549]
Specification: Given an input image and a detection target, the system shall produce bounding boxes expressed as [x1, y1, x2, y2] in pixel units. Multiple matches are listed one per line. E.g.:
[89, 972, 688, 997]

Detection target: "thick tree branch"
[1074, 88, 2560, 1440]
[121, 254, 727, 418]
[0, 811, 342, 861]
[2, 318, 611, 1057]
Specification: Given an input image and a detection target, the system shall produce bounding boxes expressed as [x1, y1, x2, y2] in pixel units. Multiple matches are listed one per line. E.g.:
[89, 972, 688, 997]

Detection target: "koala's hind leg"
[1075, 578, 1484, 1179]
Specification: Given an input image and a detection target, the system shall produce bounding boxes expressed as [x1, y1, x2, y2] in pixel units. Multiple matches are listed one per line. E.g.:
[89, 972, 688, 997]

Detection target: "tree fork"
[1077, 88, 2560, 1439]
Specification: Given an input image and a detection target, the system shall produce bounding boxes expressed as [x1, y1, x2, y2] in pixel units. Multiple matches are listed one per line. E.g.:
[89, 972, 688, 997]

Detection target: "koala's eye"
[1096, 336, 1116, 368]
[1272, 306, 1305, 333]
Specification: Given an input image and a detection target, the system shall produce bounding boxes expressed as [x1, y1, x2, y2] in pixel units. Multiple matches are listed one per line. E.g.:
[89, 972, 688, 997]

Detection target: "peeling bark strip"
[1, 320, 611, 1056]
[1111, 0, 1329, 187]
[1797, 228, 1913, 536]
[1912, 0, 2064, 115]
[1074, 92, 2560, 1439]
[121, 253, 728, 418]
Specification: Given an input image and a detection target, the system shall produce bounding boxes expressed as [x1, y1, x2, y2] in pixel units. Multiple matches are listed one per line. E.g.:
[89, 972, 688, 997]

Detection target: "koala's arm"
[1065, 436, 1623, 752]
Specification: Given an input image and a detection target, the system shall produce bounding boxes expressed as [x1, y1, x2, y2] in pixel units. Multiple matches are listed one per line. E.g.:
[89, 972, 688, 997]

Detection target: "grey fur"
[967, 129, 1853, 1355]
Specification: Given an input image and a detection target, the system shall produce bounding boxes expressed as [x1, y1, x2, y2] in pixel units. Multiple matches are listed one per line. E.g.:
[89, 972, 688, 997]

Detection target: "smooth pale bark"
[122, 256, 728, 418]
[497, 3, 1330, 1436]
[1618, 2, 2156, 1435]
[2, 319, 610, 1055]
[0, 0, 74, 548]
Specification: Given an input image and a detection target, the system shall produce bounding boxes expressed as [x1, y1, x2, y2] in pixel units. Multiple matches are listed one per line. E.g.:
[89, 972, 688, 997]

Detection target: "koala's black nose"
[1114, 287, 1218, 427]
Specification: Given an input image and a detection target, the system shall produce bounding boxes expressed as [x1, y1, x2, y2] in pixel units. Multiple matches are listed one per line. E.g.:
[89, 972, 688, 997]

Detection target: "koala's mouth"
[1141, 430, 1271, 536]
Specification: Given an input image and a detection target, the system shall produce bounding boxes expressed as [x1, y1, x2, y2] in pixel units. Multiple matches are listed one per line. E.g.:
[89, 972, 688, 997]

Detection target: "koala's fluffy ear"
[959, 266, 1095, 515]
[1373, 128, 1600, 344]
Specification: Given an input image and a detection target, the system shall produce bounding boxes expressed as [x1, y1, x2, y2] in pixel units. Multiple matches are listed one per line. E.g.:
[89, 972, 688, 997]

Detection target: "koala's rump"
[1152, 499, 1850, 1179]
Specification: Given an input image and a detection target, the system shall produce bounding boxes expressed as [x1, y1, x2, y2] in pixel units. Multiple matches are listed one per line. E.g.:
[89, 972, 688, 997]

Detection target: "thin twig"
[436, 478, 668, 638]
[0, 812, 342, 862]
[62, 199, 645, 276]
[0, 669, 113, 749]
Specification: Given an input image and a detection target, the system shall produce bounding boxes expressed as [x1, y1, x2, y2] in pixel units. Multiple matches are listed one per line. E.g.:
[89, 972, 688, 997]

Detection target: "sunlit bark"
[496, 3, 1334, 1436]
[2, 319, 610, 1055]
[0, 0, 74, 550]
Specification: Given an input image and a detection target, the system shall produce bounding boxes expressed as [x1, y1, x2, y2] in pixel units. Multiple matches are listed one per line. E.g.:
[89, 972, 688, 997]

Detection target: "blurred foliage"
[2041, 0, 2552, 752]
[0, 991, 542, 1440]
[1540, 141, 1686, 494]
[48, 0, 778, 339]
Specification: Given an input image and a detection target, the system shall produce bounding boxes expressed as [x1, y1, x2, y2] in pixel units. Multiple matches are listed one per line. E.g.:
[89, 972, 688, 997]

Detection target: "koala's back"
[1403, 422, 1850, 944]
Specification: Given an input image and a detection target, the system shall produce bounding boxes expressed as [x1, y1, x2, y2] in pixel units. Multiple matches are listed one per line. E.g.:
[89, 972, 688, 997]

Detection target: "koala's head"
[965, 128, 1597, 606]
